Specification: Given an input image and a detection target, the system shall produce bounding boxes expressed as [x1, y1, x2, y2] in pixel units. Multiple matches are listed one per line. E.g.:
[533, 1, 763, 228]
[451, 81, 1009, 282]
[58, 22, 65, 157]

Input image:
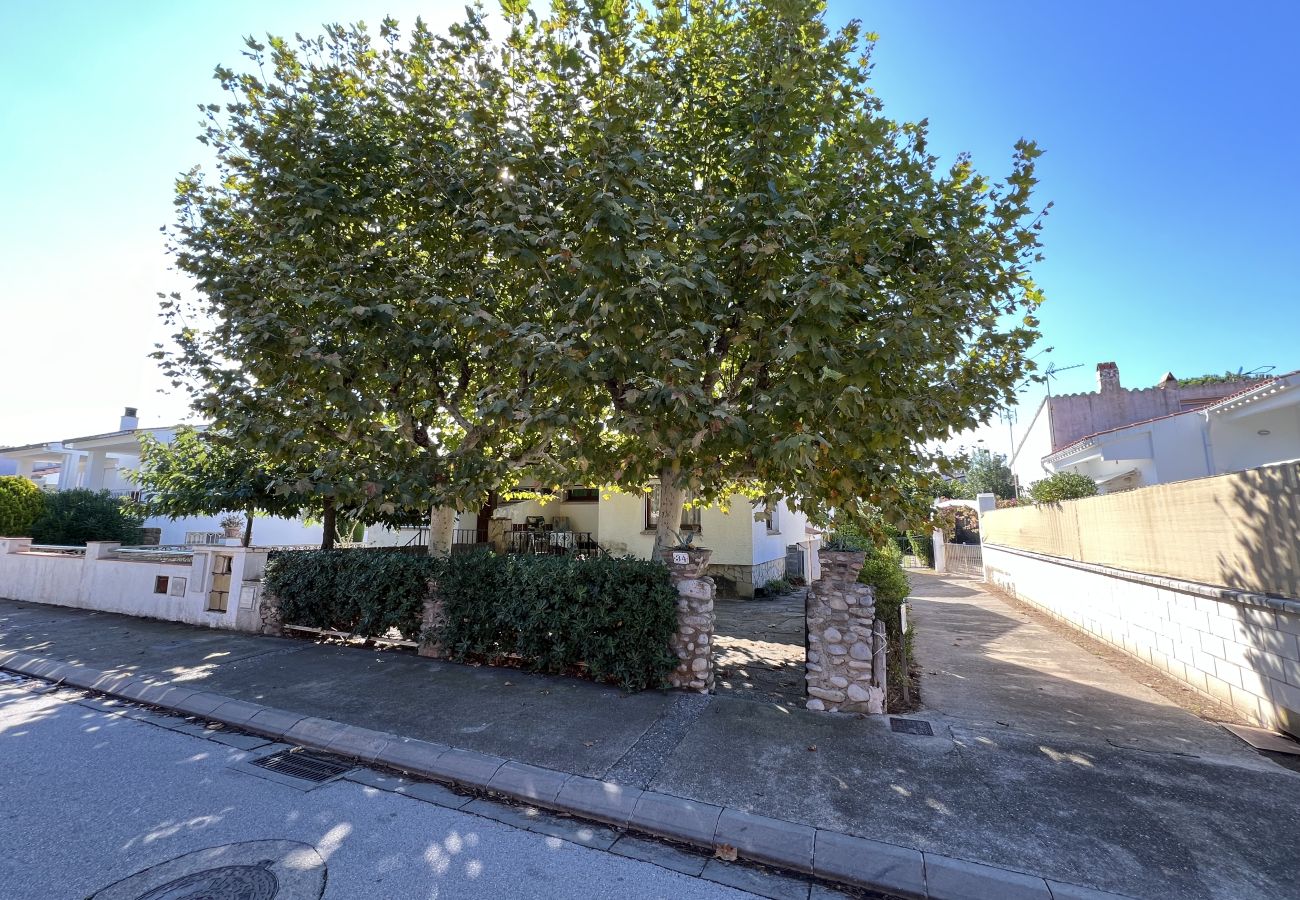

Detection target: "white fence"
[0, 538, 269, 632]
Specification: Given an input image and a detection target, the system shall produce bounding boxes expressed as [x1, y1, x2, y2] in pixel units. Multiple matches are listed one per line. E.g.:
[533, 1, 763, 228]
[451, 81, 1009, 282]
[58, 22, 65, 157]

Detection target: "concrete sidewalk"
[2, 578, 1299, 899]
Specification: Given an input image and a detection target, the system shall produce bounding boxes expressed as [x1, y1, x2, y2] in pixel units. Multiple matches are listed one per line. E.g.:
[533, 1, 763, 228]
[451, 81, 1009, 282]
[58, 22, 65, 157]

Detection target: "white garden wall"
[984, 543, 1300, 735]
[0, 538, 269, 632]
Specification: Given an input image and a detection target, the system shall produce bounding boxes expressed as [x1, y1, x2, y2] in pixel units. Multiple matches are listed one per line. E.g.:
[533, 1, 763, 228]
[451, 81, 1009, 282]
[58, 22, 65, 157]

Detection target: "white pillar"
[85, 450, 109, 491]
[932, 528, 946, 573]
[57, 453, 80, 490]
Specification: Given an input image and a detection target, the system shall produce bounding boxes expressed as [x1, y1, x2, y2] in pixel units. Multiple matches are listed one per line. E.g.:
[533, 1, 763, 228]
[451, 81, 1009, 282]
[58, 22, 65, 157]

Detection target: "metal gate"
[943, 543, 983, 577]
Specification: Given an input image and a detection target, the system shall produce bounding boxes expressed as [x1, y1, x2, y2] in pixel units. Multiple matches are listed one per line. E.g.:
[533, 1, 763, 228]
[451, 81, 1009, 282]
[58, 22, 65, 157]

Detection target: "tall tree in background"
[159, 14, 575, 555]
[501, 0, 1047, 550]
[160, 1, 1046, 552]
[961, 449, 1017, 500]
[131, 428, 308, 547]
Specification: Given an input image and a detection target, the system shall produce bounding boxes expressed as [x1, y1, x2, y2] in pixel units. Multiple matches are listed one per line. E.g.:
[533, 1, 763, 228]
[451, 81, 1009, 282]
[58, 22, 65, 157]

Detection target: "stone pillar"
[661, 548, 715, 692]
[258, 590, 285, 635]
[418, 579, 446, 658]
[805, 549, 885, 714]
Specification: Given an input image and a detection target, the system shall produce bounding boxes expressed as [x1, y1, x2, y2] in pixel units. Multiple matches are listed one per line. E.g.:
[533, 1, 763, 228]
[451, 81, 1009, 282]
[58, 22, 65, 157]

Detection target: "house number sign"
[672, 551, 689, 565]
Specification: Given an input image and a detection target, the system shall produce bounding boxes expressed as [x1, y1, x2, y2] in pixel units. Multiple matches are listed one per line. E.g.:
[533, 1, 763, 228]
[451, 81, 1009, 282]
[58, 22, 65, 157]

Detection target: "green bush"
[29, 489, 142, 546]
[757, 577, 792, 596]
[906, 532, 934, 567]
[858, 542, 913, 701]
[265, 549, 439, 640]
[1027, 471, 1098, 503]
[0, 476, 46, 536]
[438, 552, 679, 691]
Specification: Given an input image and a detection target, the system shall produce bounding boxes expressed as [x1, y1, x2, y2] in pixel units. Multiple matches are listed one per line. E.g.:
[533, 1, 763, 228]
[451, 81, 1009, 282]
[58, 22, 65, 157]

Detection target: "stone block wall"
[985, 543, 1300, 735]
[805, 550, 884, 713]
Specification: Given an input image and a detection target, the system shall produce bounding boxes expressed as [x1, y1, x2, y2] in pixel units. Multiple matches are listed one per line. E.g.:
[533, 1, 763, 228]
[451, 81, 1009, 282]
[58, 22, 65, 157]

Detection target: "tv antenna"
[1043, 361, 1084, 399]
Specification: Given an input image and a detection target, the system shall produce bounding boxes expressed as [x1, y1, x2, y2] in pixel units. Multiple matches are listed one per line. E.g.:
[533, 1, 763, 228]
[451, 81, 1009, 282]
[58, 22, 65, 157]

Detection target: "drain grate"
[889, 717, 934, 736]
[250, 749, 352, 783]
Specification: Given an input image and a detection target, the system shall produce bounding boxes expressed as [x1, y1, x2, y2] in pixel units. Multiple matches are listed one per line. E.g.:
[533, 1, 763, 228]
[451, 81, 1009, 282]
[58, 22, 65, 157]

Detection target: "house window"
[565, 487, 600, 503]
[645, 485, 702, 532]
[763, 501, 780, 533]
[153, 576, 169, 594]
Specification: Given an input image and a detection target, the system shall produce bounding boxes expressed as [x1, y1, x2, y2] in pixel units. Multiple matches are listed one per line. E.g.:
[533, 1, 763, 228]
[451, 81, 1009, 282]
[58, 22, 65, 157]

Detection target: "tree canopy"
[160, 1, 1047, 552]
[956, 450, 1017, 500]
[1027, 470, 1098, 503]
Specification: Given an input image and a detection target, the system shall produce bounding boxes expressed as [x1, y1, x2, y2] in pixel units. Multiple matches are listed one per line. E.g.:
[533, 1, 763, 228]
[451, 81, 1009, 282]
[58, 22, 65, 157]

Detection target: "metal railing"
[111, 546, 194, 564]
[24, 544, 86, 557]
[944, 542, 984, 577]
[501, 530, 602, 557]
[185, 531, 228, 546]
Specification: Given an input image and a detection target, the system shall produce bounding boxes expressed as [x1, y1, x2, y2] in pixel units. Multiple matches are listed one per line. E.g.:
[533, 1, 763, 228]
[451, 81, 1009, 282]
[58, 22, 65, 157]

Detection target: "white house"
[1040, 369, 1300, 493]
[1009, 362, 1265, 493]
[5, 410, 821, 588]
[0, 409, 324, 547]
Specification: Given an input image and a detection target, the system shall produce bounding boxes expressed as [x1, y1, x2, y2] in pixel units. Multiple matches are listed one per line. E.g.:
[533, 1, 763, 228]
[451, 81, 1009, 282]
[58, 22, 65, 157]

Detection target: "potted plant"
[220, 513, 244, 539]
[659, 529, 712, 576]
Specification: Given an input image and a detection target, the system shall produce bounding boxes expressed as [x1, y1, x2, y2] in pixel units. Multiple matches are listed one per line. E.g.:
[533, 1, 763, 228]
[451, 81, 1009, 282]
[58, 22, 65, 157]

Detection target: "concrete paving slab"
[715, 808, 816, 872]
[554, 775, 644, 827]
[811, 831, 925, 900]
[1044, 881, 1136, 900]
[207, 697, 267, 727]
[376, 737, 450, 776]
[324, 724, 394, 762]
[429, 747, 507, 786]
[609, 835, 709, 877]
[244, 706, 307, 739]
[282, 715, 349, 750]
[922, 853, 1051, 900]
[632, 791, 724, 845]
[395, 779, 474, 810]
[463, 797, 547, 829]
[345, 768, 414, 792]
[204, 730, 271, 751]
[701, 859, 811, 900]
[170, 691, 231, 718]
[487, 760, 570, 804]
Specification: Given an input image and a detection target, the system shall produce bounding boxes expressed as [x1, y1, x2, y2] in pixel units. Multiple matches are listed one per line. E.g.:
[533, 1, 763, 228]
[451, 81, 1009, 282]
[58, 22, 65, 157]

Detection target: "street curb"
[0, 651, 1136, 900]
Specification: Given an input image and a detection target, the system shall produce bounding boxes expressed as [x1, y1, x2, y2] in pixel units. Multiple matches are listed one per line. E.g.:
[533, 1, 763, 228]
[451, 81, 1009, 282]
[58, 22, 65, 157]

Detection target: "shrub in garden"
[0, 476, 46, 536]
[858, 541, 914, 706]
[264, 549, 439, 640]
[1027, 471, 1098, 503]
[438, 553, 679, 691]
[29, 489, 142, 546]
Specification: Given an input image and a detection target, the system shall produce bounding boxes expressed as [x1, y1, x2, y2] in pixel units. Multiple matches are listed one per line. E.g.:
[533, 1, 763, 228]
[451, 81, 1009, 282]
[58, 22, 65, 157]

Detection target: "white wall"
[984, 543, 1300, 735]
[1011, 398, 1054, 493]
[0, 539, 269, 632]
[595, 489, 755, 566]
[148, 513, 324, 547]
[1211, 405, 1300, 474]
[750, 498, 807, 566]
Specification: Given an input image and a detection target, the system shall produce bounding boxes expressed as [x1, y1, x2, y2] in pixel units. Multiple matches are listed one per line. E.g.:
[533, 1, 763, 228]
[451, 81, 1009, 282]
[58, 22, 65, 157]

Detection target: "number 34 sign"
[671, 551, 689, 565]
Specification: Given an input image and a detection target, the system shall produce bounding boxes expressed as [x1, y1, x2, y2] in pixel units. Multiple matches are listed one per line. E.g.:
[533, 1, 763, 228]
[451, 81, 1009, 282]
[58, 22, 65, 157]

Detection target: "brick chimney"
[1096, 362, 1121, 394]
[120, 407, 139, 431]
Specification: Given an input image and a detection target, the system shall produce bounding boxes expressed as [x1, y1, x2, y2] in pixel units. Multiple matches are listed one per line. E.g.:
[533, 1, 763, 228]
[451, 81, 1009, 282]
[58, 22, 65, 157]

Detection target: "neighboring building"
[0, 409, 323, 547]
[1037, 369, 1300, 493]
[1011, 362, 1266, 492]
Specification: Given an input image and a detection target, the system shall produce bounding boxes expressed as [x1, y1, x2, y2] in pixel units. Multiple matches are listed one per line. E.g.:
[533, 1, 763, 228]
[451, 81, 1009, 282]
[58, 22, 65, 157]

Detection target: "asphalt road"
[0, 678, 807, 900]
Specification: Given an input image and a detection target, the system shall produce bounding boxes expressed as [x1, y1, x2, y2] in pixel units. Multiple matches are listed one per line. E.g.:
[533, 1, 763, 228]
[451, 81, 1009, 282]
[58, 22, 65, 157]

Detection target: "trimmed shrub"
[265, 549, 439, 640]
[29, 489, 142, 546]
[438, 552, 679, 691]
[858, 541, 914, 707]
[0, 476, 46, 536]
[1027, 471, 1098, 503]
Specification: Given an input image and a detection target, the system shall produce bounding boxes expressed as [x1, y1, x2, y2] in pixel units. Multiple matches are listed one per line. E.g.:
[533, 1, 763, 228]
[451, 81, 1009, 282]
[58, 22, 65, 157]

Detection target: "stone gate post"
[661, 547, 715, 693]
[805, 548, 885, 713]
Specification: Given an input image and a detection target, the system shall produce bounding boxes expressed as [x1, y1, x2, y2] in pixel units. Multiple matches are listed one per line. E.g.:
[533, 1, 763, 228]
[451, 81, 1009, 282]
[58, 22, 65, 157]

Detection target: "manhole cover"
[889, 717, 934, 736]
[251, 748, 353, 783]
[90, 840, 325, 899]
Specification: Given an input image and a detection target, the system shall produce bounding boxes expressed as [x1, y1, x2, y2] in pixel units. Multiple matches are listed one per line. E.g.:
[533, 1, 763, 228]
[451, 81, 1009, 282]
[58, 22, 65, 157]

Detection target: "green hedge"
[264, 549, 438, 640]
[29, 489, 142, 546]
[438, 552, 679, 691]
[265, 549, 680, 691]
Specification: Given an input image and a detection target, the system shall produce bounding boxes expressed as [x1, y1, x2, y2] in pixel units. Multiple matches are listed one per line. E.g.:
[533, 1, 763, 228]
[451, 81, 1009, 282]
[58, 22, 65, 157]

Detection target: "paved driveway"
[713, 592, 805, 705]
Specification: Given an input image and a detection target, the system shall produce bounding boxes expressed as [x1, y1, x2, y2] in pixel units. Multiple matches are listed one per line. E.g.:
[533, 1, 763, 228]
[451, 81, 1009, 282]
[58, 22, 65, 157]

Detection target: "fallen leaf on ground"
[807, 744, 817, 752]
[714, 844, 738, 862]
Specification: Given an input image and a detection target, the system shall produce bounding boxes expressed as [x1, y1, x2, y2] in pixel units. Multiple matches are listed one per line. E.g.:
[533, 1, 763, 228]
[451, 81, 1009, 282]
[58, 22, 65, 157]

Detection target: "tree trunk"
[428, 505, 457, 558]
[320, 499, 336, 550]
[242, 505, 254, 548]
[651, 466, 687, 562]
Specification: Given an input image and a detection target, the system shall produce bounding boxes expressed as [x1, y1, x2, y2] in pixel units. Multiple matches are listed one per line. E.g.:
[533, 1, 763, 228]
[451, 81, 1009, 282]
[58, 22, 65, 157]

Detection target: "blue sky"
[1, 1, 1296, 451]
